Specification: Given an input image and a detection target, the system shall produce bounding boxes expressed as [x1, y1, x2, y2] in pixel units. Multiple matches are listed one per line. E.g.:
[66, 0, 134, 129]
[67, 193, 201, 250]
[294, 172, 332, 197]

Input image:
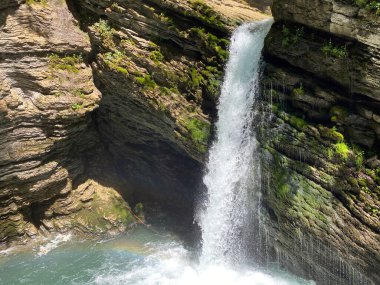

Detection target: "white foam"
[37, 233, 72, 256]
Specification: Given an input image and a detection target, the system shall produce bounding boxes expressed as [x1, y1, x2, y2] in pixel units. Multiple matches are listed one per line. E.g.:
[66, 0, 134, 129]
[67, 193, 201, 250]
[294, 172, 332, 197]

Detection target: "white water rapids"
[0, 20, 315, 285]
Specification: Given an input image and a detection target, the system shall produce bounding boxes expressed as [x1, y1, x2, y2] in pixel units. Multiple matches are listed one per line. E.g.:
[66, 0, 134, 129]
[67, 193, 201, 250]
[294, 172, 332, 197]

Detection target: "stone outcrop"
[260, 0, 380, 284]
[70, 0, 267, 212]
[0, 0, 268, 245]
[0, 0, 136, 245]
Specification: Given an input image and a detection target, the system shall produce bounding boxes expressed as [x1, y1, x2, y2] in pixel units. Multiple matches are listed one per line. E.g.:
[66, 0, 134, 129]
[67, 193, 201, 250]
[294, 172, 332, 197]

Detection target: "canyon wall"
[0, 0, 267, 246]
[259, 0, 380, 284]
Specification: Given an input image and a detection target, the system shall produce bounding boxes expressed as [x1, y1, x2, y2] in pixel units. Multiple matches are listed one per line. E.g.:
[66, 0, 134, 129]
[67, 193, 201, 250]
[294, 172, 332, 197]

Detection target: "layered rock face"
[0, 0, 136, 245]
[0, 0, 268, 245]
[259, 0, 380, 284]
[71, 0, 266, 212]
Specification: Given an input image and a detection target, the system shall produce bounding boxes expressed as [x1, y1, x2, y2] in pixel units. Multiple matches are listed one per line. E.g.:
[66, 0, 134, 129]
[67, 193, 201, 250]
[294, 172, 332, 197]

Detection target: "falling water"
[199, 19, 273, 265]
[0, 19, 315, 285]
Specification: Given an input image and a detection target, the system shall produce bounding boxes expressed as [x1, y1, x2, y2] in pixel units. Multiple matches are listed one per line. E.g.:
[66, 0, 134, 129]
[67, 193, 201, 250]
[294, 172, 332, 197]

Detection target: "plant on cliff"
[352, 0, 380, 14]
[71, 103, 83, 111]
[134, 74, 157, 90]
[183, 117, 210, 152]
[48, 54, 82, 73]
[190, 0, 224, 29]
[292, 85, 304, 96]
[289, 115, 306, 130]
[103, 51, 129, 75]
[189, 28, 229, 62]
[93, 19, 115, 48]
[321, 41, 348, 58]
[150, 50, 165, 64]
[334, 142, 350, 160]
[281, 25, 304, 48]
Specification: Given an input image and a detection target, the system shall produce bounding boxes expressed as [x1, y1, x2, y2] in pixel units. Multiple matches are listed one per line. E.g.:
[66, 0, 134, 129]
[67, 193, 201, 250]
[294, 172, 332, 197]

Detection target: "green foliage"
[289, 116, 306, 130]
[352, 0, 380, 14]
[326, 126, 344, 143]
[103, 50, 129, 74]
[190, 68, 204, 88]
[352, 145, 365, 170]
[71, 103, 83, 111]
[183, 117, 210, 152]
[321, 40, 348, 58]
[150, 50, 164, 63]
[334, 142, 350, 160]
[48, 54, 82, 73]
[282, 25, 304, 48]
[135, 74, 157, 90]
[93, 19, 114, 47]
[292, 85, 304, 96]
[190, 0, 224, 29]
[330, 106, 348, 123]
[277, 184, 291, 200]
[73, 89, 86, 98]
[189, 28, 229, 61]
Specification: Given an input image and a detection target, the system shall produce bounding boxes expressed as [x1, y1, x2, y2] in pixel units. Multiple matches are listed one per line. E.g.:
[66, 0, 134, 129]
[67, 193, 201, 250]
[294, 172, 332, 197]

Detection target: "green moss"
[334, 142, 350, 160]
[277, 183, 291, 200]
[289, 116, 306, 130]
[190, 68, 205, 88]
[292, 85, 304, 96]
[190, 0, 225, 29]
[319, 126, 345, 143]
[72, 89, 86, 98]
[150, 50, 164, 63]
[183, 117, 210, 152]
[321, 40, 348, 58]
[330, 106, 348, 123]
[48, 54, 82, 73]
[103, 51, 129, 75]
[71, 103, 83, 111]
[189, 28, 229, 62]
[134, 74, 157, 90]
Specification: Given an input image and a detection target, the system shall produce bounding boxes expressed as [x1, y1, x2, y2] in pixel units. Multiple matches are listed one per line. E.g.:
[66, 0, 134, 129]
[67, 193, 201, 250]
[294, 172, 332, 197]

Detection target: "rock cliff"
[0, 0, 267, 246]
[260, 0, 380, 284]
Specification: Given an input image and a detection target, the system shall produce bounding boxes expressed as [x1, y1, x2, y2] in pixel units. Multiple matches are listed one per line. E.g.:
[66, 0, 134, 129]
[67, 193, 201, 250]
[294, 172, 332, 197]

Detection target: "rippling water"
[0, 225, 314, 285]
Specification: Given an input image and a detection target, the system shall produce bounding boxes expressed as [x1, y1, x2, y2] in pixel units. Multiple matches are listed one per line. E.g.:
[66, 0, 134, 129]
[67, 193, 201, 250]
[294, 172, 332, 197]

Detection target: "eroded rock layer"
[260, 0, 380, 284]
[0, 0, 136, 245]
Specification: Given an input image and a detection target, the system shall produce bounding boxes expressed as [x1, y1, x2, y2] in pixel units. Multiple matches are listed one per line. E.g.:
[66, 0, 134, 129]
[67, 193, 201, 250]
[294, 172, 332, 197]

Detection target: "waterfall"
[199, 19, 274, 266]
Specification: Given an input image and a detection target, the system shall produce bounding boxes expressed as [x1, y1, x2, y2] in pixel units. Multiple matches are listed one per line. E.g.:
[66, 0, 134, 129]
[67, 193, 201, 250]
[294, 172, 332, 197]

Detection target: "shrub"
[282, 25, 304, 48]
[321, 40, 348, 58]
[93, 19, 114, 47]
